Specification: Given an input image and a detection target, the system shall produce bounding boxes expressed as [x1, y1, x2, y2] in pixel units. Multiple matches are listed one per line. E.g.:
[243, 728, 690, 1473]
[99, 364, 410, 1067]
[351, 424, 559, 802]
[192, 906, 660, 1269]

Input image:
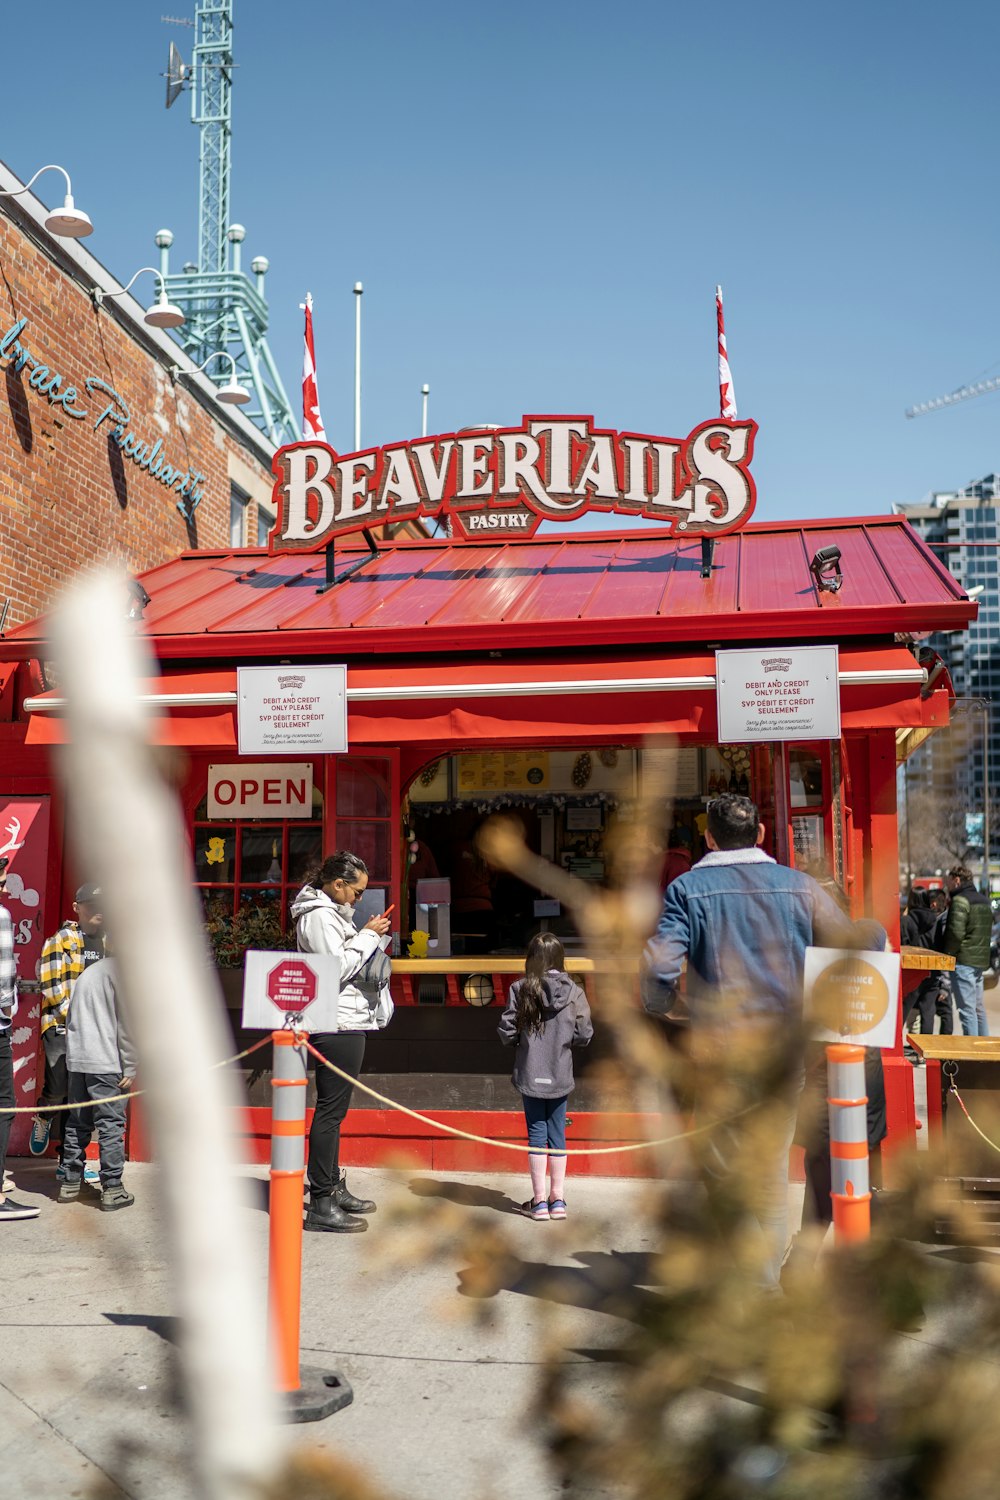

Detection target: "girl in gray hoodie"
[498, 933, 593, 1221]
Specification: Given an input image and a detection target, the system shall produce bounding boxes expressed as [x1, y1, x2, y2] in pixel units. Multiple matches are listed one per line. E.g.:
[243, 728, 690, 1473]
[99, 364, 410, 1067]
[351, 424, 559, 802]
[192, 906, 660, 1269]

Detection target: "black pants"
[0, 1029, 13, 1180]
[307, 1032, 366, 1198]
[905, 974, 954, 1035]
[38, 1030, 69, 1141]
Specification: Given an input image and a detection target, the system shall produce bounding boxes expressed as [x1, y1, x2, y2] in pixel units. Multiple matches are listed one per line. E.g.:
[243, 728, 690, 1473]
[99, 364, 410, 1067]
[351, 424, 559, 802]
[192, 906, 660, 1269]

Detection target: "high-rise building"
[896, 479, 998, 862]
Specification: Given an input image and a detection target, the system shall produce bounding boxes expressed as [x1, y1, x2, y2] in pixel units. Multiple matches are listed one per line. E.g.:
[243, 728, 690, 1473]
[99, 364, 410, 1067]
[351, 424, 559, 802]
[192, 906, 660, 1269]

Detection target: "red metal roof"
[6, 516, 974, 662]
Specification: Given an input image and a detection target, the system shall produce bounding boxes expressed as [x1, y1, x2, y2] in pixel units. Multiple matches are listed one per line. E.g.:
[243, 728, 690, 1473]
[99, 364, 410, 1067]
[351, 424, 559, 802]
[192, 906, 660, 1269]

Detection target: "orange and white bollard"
[826, 1042, 871, 1243]
[269, 1027, 353, 1422]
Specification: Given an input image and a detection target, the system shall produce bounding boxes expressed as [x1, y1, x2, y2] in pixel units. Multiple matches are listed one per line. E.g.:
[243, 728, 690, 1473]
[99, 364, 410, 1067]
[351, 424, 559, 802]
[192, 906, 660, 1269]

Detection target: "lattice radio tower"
[158, 2, 298, 445]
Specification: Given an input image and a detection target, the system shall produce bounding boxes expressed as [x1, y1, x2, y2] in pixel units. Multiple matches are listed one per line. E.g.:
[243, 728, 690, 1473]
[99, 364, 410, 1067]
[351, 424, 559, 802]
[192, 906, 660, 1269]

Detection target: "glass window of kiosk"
[329, 755, 394, 911]
[404, 743, 780, 951]
[193, 781, 324, 933]
[782, 742, 847, 890]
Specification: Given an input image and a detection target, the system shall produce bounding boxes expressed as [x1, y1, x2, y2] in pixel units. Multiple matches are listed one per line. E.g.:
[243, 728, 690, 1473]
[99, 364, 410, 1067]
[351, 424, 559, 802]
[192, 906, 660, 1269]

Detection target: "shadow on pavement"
[104, 1312, 182, 1345]
[459, 1246, 662, 1324]
[409, 1177, 520, 1214]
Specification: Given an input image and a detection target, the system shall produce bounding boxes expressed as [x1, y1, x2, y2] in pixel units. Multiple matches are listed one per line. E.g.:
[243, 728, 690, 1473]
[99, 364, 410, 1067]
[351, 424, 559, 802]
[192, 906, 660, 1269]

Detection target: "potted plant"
[203, 896, 297, 1009]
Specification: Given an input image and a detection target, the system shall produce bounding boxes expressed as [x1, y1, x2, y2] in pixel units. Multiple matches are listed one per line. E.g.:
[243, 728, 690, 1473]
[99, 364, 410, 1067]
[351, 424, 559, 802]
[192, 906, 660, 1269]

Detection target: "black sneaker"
[101, 1185, 135, 1212]
[0, 1198, 40, 1221]
[58, 1179, 82, 1202]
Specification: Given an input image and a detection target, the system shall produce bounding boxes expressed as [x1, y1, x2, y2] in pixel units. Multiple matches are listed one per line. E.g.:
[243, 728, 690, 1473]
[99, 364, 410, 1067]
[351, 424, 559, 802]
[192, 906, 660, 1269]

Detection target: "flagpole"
[716, 284, 737, 421]
[421, 383, 429, 438]
[300, 292, 326, 443]
[354, 282, 363, 450]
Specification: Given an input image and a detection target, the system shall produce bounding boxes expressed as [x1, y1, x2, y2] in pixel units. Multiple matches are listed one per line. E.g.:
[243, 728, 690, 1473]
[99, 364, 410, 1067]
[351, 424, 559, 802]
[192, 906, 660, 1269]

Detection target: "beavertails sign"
[268, 414, 758, 549]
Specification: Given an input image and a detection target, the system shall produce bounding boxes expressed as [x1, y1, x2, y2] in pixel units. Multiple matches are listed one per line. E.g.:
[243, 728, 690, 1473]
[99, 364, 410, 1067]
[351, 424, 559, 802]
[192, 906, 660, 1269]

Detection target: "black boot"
[304, 1192, 367, 1233]
[333, 1174, 376, 1214]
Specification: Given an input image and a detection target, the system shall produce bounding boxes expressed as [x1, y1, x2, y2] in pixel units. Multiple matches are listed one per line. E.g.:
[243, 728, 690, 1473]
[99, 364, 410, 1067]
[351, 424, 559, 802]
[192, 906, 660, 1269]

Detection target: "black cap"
[75, 882, 103, 904]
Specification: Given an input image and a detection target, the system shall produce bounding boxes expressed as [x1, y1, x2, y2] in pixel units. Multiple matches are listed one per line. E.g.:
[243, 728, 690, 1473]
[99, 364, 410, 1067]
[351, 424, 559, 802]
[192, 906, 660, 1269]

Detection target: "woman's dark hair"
[515, 932, 566, 1037]
[303, 851, 368, 890]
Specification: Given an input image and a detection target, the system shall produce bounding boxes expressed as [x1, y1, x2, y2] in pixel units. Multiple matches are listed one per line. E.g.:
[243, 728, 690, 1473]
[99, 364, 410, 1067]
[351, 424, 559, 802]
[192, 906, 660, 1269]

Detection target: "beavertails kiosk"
[1, 414, 976, 1172]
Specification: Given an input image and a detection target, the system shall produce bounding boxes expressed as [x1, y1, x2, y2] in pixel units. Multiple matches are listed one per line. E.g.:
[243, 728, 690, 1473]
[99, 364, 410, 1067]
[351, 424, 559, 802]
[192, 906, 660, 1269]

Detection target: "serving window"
[403, 743, 781, 952]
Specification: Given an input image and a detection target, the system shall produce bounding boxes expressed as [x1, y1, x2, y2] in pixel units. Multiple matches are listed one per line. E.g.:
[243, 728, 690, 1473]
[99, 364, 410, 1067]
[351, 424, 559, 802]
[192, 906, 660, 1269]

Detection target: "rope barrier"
[946, 1072, 1000, 1155]
[301, 1035, 757, 1158]
[1, 1028, 759, 1160]
[0, 1035, 274, 1115]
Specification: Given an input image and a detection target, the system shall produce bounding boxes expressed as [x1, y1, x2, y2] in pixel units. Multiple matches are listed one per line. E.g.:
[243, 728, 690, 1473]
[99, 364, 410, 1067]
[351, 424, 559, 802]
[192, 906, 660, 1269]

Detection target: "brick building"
[0, 158, 276, 630]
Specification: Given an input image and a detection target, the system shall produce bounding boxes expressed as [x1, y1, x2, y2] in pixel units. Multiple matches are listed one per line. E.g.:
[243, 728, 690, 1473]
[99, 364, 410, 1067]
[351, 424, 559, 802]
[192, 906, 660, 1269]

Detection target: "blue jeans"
[523, 1094, 568, 1156]
[951, 963, 989, 1037]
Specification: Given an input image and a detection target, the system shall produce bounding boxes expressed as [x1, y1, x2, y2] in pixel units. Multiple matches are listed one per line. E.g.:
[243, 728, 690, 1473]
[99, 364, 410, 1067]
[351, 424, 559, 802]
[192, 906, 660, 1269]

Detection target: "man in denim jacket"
[643, 794, 850, 1288]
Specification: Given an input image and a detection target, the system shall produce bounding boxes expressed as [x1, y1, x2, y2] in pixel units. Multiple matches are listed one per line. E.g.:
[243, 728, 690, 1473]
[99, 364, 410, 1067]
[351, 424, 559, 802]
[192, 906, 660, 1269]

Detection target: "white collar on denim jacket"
[694, 847, 776, 868]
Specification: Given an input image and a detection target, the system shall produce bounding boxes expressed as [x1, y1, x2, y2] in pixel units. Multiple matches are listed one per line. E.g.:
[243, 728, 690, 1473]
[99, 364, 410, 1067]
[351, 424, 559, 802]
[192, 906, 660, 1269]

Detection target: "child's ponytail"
[514, 931, 566, 1037]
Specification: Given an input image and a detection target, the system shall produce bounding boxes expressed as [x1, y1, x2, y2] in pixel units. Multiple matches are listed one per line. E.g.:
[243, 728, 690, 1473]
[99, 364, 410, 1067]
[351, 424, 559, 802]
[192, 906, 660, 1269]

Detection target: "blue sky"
[3, 0, 1000, 522]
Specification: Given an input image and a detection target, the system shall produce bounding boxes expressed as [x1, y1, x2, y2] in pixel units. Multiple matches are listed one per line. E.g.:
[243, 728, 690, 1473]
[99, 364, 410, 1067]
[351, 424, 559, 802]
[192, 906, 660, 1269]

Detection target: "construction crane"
[157, 1, 298, 446]
[906, 374, 1000, 419]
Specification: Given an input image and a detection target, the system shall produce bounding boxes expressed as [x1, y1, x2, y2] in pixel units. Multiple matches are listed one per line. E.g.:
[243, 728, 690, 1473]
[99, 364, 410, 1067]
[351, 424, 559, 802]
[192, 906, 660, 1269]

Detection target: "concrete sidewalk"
[0, 1159, 662, 1499]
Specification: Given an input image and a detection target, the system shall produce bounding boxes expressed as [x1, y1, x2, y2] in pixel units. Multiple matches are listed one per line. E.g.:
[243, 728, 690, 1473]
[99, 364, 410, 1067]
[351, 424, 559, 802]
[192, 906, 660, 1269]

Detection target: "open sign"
[207, 762, 314, 818]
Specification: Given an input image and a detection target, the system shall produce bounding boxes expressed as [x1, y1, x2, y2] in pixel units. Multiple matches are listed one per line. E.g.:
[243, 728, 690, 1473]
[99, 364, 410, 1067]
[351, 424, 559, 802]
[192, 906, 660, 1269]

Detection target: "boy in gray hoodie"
[59, 956, 136, 1211]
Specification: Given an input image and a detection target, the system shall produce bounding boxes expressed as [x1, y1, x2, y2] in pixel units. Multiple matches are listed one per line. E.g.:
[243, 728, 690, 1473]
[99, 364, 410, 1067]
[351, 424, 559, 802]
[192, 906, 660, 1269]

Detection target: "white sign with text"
[207, 762, 314, 818]
[804, 945, 901, 1050]
[716, 645, 840, 743]
[237, 665, 347, 755]
[242, 950, 341, 1031]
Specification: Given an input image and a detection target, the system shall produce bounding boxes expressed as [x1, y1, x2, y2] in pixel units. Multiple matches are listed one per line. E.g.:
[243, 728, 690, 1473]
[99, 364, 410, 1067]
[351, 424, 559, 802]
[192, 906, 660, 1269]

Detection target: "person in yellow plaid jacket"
[31, 884, 105, 1170]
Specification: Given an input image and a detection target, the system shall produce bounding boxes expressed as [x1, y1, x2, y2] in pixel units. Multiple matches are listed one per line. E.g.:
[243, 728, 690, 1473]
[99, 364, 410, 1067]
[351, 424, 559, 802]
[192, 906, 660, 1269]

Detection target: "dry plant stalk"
[54, 573, 283, 1500]
[473, 752, 1000, 1500]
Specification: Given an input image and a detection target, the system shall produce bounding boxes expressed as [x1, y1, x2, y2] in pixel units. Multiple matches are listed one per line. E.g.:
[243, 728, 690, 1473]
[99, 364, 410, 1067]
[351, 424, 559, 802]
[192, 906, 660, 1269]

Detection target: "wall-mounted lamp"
[917, 644, 946, 700]
[171, 351, 251, 408]
[809, 544, 843, 594]
[126, 578, 151, 621]
[92, 267, 185, 329]
[0, 164, 93, 237]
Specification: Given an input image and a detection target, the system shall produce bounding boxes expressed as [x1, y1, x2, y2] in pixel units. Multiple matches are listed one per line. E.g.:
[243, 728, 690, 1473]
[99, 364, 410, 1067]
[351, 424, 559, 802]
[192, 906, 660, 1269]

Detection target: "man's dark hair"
[707, 794, 760, 850]
[948, 865, 974, 886]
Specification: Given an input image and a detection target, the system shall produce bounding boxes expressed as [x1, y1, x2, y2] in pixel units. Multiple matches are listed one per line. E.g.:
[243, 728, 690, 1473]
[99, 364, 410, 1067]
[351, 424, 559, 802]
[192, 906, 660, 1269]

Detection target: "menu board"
[641, 747, 700, 798]
[458, 751, 550, 793]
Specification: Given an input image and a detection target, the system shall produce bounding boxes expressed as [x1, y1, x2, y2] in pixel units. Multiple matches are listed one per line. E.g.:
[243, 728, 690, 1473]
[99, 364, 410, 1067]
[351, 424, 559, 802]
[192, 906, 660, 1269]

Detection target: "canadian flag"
[716, 284, 737, 420]
[301, 292, 326, 441]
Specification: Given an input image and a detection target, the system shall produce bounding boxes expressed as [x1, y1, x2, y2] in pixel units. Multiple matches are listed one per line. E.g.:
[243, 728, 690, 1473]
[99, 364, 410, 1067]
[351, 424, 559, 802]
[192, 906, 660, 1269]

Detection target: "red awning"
[21, 646, 937, 749]
[25, 708, 238, 749]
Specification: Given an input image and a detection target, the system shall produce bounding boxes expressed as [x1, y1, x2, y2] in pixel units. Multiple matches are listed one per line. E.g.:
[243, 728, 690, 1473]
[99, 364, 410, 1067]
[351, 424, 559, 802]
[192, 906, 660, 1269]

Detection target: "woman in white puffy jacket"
[291, 851, 391, 1234]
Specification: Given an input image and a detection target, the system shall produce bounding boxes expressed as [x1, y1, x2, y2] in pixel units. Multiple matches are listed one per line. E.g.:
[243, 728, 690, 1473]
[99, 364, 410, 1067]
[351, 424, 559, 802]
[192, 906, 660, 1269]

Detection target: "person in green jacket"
[942, 865, 993, 1036]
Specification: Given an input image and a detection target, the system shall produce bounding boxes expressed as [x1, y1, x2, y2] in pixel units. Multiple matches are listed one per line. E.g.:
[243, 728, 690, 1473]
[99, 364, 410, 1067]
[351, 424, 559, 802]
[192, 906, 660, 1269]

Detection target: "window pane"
[230, 486, 248, 546]
[240, 829, 283, 885]
[257, 508, 275, 546]
[337, 759, 389, 818]
[788, 750, 823, 807]
[337, 821, 391, 882]
[195, 827, 235, 881]
[288, 827, 323, 886]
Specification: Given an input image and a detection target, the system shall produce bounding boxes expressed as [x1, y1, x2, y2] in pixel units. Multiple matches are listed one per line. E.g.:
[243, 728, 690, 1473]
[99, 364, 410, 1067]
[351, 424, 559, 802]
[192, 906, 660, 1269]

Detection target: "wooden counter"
[900, 945, 955, 974]
[909, 1035, 1000, 1062]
